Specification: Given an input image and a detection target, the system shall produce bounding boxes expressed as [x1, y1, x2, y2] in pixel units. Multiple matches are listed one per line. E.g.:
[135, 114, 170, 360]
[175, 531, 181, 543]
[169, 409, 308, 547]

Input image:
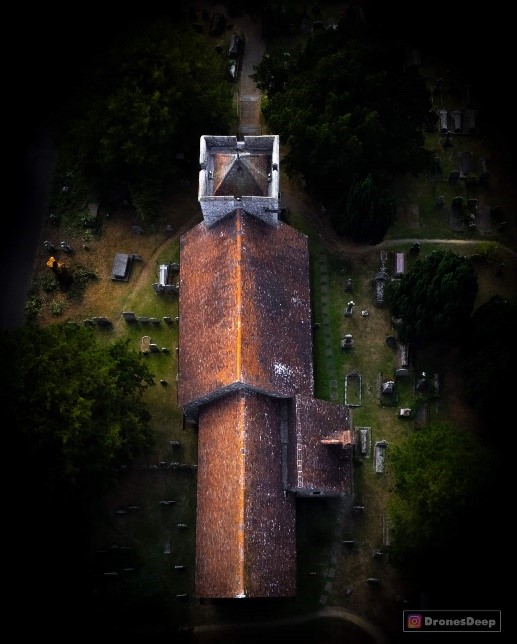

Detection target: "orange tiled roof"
[291, 395, 354, 497]
[195, 390, 296, 598]
[178, 210, 314, 414]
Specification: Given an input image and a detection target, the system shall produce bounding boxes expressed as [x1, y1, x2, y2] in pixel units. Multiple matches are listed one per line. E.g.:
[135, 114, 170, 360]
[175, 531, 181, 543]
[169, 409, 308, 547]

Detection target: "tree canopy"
[57, 17, 236, 217]
[2, 324, 155, 501]
[251, 27, 435, 240]
[388, 422, 502, 601]
[386, 249, 478, 346]
[340, 173, 397, 243]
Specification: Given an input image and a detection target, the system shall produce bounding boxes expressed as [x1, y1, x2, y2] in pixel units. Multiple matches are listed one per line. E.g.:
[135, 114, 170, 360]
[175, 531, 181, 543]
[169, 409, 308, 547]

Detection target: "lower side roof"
[195, 390, 297, 598]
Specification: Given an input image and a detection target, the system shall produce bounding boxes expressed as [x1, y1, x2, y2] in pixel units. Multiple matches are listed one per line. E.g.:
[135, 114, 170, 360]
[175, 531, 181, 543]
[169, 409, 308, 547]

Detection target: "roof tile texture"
[178, 210, 314, 410]
[292, 395, 354, 496]
[195, 391, 296, 598]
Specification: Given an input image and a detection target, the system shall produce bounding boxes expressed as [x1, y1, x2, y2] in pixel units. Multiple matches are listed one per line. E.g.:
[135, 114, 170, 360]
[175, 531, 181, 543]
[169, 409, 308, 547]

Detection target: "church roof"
[178, 209, 314, 415]
[213, 152, 269, 197]
[195, 390, 297, 598]
[291, 395, 354, 497]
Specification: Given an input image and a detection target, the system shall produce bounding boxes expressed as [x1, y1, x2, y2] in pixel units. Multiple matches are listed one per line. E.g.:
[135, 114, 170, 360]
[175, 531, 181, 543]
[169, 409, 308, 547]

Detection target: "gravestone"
[122, 311, 138, 323]
[386, 336, 397, 349]
[436, 195, 445, 209]
[393, 252, 405, 277]
[345, 278, 353, 292]
[341, 334, 354, 349]
[479, 158, 489, 184]
[399, 343, 410, 368]
[111, 253, 132, 281]
[93, 316, 112, 327]
[448, 170, 460, 183]
[374, 440, 388, 473]
[357, 427, 370, 457]
[452, 109, 462, 132]
[163, 316, 173, 324]
[381, 381, 395, 396]
[416, 375, 428, 392]
[462, 108, 476, 133]
[458, 151, 473, 176]
[467, 199, 478, 213]
[438, 109, 448, 132]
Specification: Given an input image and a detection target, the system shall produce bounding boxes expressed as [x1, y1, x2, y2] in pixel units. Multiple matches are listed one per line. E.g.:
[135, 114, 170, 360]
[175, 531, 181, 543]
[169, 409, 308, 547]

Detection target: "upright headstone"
[458, 151, 473, 176]
[122, 311, 138, 323]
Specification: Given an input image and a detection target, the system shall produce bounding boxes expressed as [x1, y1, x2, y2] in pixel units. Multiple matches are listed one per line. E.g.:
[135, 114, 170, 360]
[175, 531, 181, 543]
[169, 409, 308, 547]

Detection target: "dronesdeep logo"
[403, 610, 501, 633]
[406, 614, 422, 629]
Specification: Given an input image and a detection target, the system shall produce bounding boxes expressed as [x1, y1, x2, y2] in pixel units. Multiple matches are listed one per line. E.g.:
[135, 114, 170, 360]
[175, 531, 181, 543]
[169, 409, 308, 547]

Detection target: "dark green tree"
[58, 18, 236, 219]
[332, 173, 396, 243]
[252, 31, 435, 239]
[388, 422, 502, 604]
[2, 323, 155, 499]
[386, 249, 478, 346]
[458, 295, 516, 428]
